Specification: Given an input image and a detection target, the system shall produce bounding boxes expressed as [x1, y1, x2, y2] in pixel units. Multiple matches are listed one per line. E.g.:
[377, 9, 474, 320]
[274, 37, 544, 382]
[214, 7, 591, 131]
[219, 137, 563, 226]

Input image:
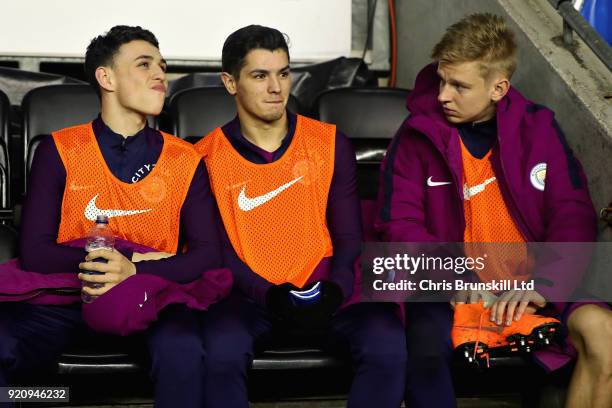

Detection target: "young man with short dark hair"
[0, 25, 224, 408]
[376, 13, 612, 408]
[195, 25, 407, 408]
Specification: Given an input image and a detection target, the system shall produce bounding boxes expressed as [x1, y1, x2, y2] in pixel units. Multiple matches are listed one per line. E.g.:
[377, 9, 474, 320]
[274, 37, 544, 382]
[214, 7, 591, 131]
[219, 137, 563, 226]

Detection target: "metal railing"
[548, 0, 612, 71]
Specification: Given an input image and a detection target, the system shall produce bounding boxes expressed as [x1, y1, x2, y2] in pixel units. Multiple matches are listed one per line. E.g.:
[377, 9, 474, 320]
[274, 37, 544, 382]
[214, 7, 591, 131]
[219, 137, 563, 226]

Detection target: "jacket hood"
[406, 63, 447, 123]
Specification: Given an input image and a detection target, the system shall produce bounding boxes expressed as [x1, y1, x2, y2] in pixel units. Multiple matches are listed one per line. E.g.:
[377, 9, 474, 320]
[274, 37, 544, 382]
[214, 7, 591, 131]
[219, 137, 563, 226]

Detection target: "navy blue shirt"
[458, 117, 498, 159]
[20, 117, 222, 283]
[92, 117, 161, 183]
[217, 112, 362, 305]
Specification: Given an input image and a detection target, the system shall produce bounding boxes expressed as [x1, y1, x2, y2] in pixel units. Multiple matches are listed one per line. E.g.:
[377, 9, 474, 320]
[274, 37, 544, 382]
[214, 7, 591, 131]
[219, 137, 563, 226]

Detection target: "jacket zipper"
[435, 128, 466, 241]
[492, 151, 536, 241]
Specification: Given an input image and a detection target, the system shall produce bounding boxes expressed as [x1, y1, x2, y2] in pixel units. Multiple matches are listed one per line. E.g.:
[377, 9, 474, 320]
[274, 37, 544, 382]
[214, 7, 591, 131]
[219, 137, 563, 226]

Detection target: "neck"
[238, 109, 288, 153]
[473, 104, 496, 124]
[100, 99, 147, 138]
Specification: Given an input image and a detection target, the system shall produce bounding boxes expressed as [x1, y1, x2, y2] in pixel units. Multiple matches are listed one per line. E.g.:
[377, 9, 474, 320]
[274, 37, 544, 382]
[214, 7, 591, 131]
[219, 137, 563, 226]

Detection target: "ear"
[221, 72, 237, 96]
[490, 77, 510, 103]
[95, 66, 115, 93]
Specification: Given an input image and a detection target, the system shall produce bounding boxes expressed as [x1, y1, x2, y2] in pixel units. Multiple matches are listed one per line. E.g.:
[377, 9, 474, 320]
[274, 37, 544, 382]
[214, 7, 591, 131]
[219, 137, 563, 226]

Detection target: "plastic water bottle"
[81, 215, 115, 304]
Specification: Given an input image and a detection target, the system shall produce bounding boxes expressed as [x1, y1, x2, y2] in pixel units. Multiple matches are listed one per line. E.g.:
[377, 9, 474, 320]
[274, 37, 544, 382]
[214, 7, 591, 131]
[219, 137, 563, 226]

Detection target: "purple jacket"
[82, 268, 231, 336]
[375, 63, 598, 304]
[0, 239, 233, 335]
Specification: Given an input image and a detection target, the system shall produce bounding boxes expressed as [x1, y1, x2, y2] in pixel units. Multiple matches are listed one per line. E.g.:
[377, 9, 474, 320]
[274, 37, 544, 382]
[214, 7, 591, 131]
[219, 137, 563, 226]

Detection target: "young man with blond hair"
[376, 13, 612, 407]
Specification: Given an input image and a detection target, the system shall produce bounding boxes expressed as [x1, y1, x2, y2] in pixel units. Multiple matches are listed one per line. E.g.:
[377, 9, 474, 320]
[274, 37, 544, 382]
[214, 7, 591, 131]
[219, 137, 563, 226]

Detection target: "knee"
[407, 328, 452, 364]
[568, 305, 612, 349]
[0, 332, 17, 374]
[360, 345, 408, 371]
[568, 305, 612, 374]
[355, 329, 407, 370]
[406, 331, 452, 373]
[150, 332, 204, 373]
[203, 332, 253, 374]
[406, 352, 450, 377]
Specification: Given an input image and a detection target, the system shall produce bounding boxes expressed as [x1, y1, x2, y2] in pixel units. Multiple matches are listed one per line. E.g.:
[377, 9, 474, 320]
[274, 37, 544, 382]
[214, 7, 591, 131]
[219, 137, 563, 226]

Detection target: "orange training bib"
[54, 123, 201, 253]
[196, 115, 335, 287]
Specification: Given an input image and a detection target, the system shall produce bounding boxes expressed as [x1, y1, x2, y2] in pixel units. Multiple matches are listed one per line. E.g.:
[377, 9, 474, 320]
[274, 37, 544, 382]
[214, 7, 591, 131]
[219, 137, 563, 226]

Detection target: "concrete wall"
[396, 0, 612, 241]
[352, 0, 391, 70]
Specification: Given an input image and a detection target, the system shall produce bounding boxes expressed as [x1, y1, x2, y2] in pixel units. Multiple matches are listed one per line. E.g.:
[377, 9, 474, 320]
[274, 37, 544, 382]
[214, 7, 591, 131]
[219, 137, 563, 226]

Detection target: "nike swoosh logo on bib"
[463, 177, 497, 200]
[237, 176, 303, 212]
[84, 194, 152, 221]
[427, 176, 452, 187]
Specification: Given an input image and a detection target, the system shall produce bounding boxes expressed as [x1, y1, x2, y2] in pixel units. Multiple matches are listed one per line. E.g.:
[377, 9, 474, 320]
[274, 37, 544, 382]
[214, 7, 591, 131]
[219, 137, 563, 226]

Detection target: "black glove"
[290, 280, 343, 329]
[314, 281, 343, 313]
[265, 281, 344, 329]
[265, 282, 299, 321]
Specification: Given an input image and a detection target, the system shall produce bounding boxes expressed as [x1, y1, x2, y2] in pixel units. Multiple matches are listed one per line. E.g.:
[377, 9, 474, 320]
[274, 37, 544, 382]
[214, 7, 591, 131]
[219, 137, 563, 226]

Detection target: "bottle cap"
[96, 215, 109, 224]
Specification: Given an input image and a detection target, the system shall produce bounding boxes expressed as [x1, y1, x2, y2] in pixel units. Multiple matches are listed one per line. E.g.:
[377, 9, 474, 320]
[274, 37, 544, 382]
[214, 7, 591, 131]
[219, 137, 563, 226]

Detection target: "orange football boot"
[452, 302, 561, 367]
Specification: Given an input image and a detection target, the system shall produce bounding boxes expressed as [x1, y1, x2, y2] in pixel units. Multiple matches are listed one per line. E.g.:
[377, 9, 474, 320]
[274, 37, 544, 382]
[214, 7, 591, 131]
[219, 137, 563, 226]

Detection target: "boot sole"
[506, 322, 561, 353]
[454, 322, 561, 367]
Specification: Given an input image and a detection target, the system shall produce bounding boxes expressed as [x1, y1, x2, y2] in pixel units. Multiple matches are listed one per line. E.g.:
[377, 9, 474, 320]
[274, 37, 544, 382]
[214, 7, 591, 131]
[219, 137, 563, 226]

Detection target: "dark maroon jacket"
[0, 238, 233, 336]
[375, 63, 597, 304]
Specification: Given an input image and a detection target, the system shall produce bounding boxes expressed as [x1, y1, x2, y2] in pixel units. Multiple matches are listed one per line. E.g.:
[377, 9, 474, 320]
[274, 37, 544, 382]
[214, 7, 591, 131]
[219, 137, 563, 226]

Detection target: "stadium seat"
[166, 72, 224, 101]
[291, 57, 377, 115]
[21, 84, 100, 195]
[0, 67, 86, 107]
[0, 89, 11, 210]
[316, 87, 410, 199]
[0, 222, 18, 261]
[20, 84, 157, 196]
[168, 86, 300, 143]
[580, 0, 611, 46]
[56, 340, 346, 375]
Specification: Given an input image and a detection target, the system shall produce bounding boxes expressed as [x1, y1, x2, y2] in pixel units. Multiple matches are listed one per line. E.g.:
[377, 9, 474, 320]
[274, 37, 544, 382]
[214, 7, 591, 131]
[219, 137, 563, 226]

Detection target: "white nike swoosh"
[237, 176, 303, 211]
[427, 176, 452, 187]
[464, 177, 497, 200]
[139, 291, 148, 308]
[84, 194, 152, 221]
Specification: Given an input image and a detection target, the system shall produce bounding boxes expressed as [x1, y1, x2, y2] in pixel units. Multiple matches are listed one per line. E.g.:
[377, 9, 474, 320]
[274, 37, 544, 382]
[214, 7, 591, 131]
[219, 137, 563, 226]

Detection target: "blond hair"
[431, 13, 517, 80]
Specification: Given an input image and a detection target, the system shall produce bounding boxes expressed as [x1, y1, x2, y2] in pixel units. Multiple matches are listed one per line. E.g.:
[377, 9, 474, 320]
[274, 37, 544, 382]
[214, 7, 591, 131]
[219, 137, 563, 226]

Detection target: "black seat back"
[169, 86, 300, 143]
[166, 72, 224, 101]
[0, 89, 10, 208]
[21, 84, 100, 194]
[316, 87, 410, 199]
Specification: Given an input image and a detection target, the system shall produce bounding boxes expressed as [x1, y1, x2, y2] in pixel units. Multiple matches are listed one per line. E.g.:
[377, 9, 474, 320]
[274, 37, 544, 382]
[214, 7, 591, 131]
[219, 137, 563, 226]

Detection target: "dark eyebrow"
[248, 65, 291, 75]
[134, 55, 153, 62]
[134, 55, 167, 71]
[134, 55, 167, 65]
